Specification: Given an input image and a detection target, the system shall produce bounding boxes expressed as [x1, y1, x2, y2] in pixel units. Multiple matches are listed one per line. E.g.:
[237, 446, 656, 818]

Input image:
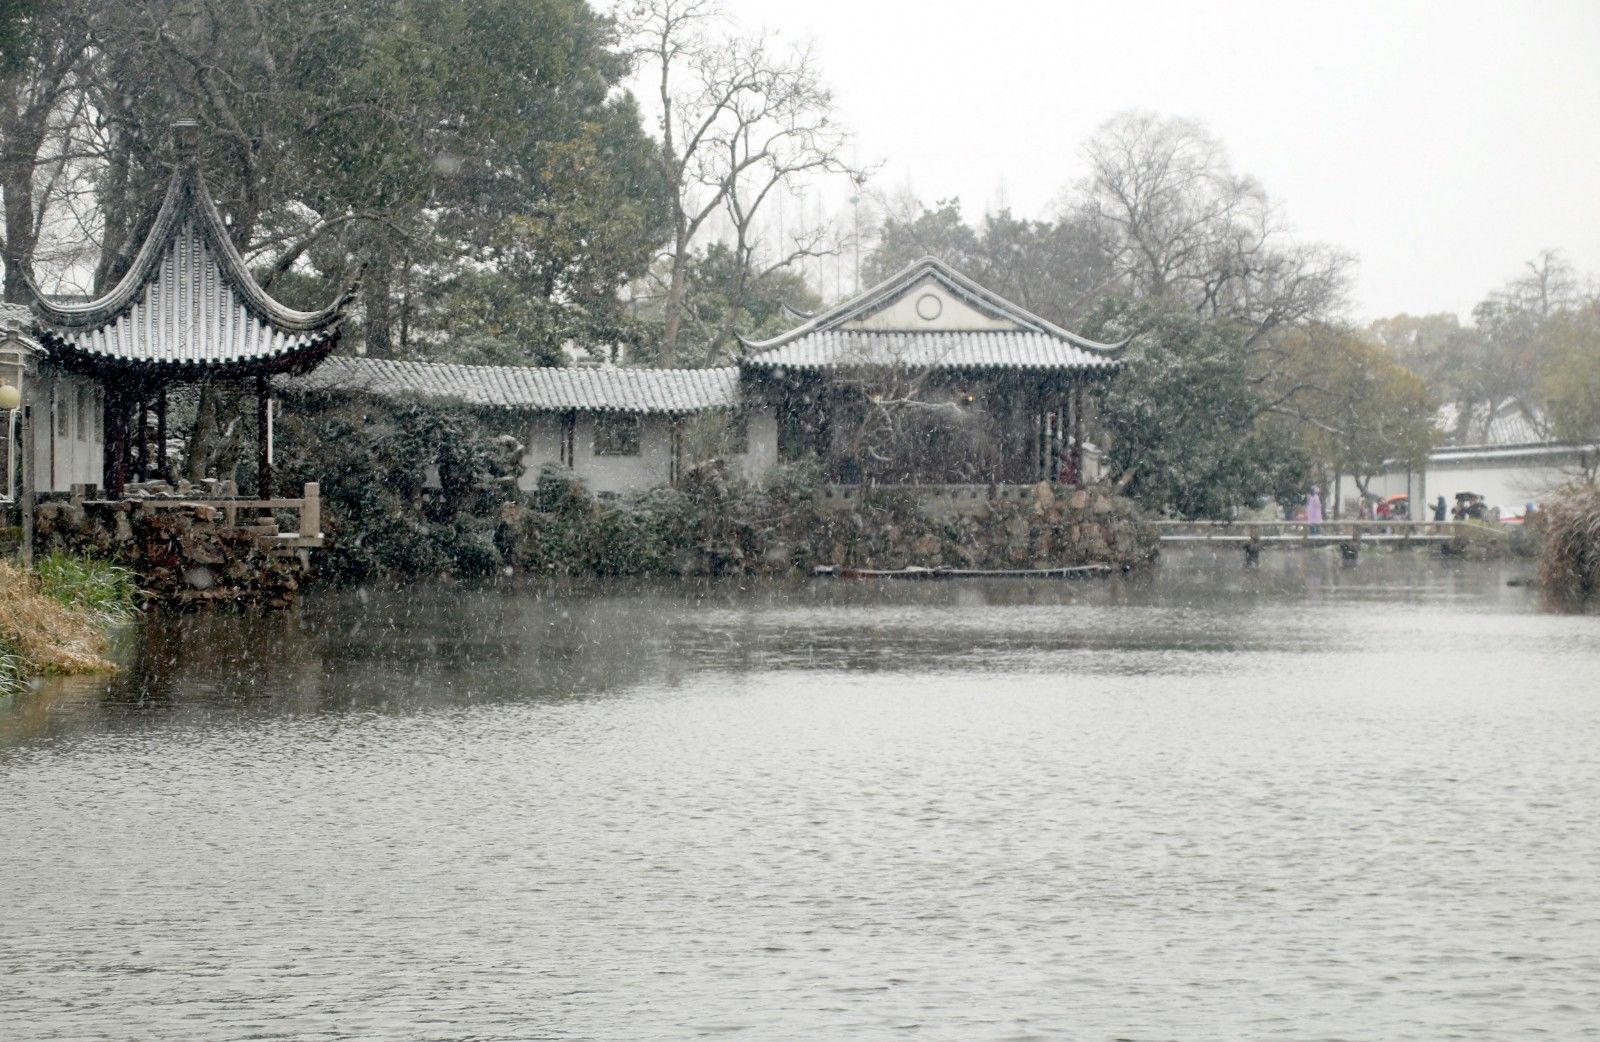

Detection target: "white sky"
[706, 0, 1600, 322]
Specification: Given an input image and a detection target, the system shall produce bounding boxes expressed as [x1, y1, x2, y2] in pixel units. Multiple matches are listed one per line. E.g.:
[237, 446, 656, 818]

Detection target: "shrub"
[274, 394, 525, 580]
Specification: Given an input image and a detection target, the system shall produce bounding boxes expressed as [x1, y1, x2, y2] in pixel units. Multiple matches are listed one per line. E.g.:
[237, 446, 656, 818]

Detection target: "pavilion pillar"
[1035, 388, 1050, 482]
[155, 388, 168, 478]
[1032, 396, 1042, 480]
[1046, 393, 1065, 484]
[255, 374, 272, 501]
[1070, 383, 1085, 487]
[104, 388, 128, 497]
[133, 399, 147, 481]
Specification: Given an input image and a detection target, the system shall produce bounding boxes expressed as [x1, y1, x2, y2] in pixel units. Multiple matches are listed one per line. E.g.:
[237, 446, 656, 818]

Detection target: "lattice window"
[592, 413, 641, 457]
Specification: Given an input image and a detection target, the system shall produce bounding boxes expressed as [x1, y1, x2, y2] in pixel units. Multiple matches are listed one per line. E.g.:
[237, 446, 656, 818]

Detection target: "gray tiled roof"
[1437, 400, 1550, 447]
[29, 161, 354, 372]
[741, 257, 1125, 374]
[744, 329, 1123, 371]
[280, 355, 741, 414]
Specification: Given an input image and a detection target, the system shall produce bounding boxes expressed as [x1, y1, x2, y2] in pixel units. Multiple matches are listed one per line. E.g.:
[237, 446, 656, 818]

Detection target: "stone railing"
[817, 483, 1047, 517]
[73, 481, 323, 549]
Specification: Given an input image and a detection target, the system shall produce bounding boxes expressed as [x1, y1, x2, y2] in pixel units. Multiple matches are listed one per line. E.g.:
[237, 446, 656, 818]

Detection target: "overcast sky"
[710, 0, 1600, 323]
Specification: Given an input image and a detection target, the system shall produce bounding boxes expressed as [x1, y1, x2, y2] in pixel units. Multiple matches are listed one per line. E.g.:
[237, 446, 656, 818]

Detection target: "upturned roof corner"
[25, 125, 359, 377]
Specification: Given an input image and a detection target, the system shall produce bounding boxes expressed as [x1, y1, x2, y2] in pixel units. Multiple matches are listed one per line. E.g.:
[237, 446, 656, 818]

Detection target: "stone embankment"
[497, 468, 1156, 579]
[807, 482, 1156, 574]
[34, 501, 303, 609]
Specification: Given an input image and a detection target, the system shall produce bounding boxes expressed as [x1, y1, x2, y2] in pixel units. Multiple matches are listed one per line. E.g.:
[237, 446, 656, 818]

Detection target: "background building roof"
[280, 356, 740, 414]
[1437, 400, 1550, 447]
[741, 256, 1125, 374]
[745, 329, 1124, 372]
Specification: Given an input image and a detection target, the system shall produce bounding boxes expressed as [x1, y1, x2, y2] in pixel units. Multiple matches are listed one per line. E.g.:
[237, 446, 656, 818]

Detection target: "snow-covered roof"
[279, 356, 740, 414]
[0, 303, 40, 351]
[741, 257, 1125, 373]
[1436, 400, 1549, 448]
[745, 329, 1122, 371]
[26, 130, 355, 374]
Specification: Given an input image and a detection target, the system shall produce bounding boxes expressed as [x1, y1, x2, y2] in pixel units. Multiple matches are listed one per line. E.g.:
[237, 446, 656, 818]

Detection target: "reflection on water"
[3, 551, 1599, 1040]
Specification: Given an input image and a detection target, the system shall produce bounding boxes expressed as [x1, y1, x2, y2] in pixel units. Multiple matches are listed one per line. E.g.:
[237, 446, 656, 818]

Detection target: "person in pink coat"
[1305, 486, 1323, 532]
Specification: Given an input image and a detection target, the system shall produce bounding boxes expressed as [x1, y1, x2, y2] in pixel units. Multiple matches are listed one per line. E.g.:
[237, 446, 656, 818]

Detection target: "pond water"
[3, 551, 1599, 1041]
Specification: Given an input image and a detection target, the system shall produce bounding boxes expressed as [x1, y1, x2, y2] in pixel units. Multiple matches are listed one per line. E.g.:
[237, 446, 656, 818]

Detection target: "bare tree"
[1074, 110, 1350, 345]
[0, 0, 93, 301]
[619, 0, 857, 363]
[1498, 249, 1578, 320]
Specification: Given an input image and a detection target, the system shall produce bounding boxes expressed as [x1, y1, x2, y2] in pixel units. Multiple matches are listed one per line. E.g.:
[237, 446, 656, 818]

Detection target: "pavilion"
[739, 257, 1126, 486]
[5, 121, 357, 500]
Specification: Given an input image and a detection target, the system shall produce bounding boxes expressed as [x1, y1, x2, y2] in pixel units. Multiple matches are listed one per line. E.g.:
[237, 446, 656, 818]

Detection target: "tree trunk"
[715, 259, 751, 361]
[1, 143, 38, 302]
[364, 261, 395, 358]
[660, 232, 689, 366]
[185, 384, 218, 482]
[92, 132, 148, 294]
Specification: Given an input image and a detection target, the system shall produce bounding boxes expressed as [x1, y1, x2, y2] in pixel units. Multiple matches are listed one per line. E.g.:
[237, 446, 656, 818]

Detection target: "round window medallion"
[915, 292, 943, 321]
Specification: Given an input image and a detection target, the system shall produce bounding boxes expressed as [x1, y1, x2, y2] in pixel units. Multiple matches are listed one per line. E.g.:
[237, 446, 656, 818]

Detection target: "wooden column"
[104, 389, 128, 497]
[669, 417, 683, 485]
[1035, 387, 1050, 481]
[256, 374, 272, 501]
[1069, 383, 1085, 487]
[155, 388, 168, 478]
[133, 399, 147, 481]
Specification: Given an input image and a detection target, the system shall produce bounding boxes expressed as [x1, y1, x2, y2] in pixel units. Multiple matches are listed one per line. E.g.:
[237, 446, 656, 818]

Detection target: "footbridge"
[1153, 520, 1508, 562]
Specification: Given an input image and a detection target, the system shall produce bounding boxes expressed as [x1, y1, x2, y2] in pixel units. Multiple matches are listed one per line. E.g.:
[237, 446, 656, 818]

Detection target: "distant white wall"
[1339, 447, 1591, 517]
[515, 411, 678, 495]
[574, 413, 676, 495]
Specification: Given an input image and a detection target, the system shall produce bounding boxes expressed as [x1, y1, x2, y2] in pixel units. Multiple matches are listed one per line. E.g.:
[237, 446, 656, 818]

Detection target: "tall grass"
[0, 637, 24, 698]
[1537, 483, 1600, 599]
[33, 552, 139, 624]
[0, 558, 123, 692]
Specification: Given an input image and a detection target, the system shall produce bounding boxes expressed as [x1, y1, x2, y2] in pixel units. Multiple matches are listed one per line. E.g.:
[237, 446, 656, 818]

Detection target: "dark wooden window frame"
[592, 412, 642, 457]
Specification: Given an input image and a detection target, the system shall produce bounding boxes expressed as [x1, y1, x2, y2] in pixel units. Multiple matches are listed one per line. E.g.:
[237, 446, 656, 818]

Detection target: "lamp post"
[1, 307, 40, 568]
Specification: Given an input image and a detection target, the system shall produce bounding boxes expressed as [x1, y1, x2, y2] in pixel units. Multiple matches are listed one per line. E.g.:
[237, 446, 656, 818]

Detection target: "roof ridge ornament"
[172, 118, 200, 159]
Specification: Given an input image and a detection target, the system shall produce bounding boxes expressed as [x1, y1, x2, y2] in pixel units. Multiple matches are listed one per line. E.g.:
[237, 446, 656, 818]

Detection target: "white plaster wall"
[570, 413, 675, 495]
[30, 370, 102, 493]
[841, 278, 1016, 332]
[517, 413, 568, 491]
[733, 407, 779, 483]
[1339, 452, 1588, 516]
